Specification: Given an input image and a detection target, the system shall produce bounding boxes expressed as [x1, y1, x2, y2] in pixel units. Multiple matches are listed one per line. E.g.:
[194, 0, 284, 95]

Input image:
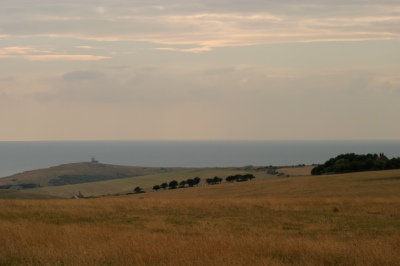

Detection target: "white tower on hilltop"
[91, 156, 99, 165]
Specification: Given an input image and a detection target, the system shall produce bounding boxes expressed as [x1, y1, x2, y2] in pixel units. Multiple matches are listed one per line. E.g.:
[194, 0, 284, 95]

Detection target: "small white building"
[90, 156, 99, 165]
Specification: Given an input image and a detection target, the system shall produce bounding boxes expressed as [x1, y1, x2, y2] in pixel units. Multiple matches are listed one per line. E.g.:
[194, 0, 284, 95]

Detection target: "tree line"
[152, 177, 201, 191]
[150, 174, 256, 192]
[311, 153, 400, 175]
[225, 174, 255, 182]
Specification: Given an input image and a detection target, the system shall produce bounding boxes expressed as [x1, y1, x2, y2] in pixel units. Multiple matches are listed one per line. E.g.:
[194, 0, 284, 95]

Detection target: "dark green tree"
[186, 178, 195, 187]
[242, 174, 255, 181]
[194, 177, 201, 186]
[134, 186, 144, 193]
[311, 153, 400, 175]
[213, 176, 222, 184]
[153, 185, 161, 191]
[226, 175, 235, 182]
[179, 180, 187, 188]
[169, 180, 178, 189]
[160, 183, 168, 190]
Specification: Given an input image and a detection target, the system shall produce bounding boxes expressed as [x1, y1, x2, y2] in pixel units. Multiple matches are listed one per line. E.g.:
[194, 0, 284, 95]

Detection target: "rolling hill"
[0, 162, 184, 187]
[0, 189, 63, 199]
[0, 162, 278, 198]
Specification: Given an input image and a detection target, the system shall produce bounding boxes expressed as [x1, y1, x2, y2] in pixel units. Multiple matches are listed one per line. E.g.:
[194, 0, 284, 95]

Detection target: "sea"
[1, 140, 400, 178]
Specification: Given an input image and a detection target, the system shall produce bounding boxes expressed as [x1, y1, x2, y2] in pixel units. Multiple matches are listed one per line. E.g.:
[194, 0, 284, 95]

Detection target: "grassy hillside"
[0, 169, 399, 265]
[0, 162, 275, 198]
[0, 162, 186, 187]
[143, 169, 400, 199]
[26, 167, 271, 198]
[0, 189, 62, 199]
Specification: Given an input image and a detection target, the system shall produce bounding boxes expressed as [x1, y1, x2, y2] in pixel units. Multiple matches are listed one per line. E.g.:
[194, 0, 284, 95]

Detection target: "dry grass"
[1, 197, 399, 265]
[1, 170, 400, 265]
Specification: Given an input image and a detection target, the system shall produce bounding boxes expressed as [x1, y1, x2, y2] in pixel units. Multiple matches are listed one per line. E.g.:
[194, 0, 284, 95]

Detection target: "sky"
[0, 0, 399, 141]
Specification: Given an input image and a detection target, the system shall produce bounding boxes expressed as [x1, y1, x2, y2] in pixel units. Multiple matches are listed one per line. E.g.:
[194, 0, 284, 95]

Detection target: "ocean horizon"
[1, 140, 400, 178]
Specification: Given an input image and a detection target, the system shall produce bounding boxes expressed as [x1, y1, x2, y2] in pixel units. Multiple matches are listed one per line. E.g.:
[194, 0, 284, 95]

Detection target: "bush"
[134, 187, 144, 193]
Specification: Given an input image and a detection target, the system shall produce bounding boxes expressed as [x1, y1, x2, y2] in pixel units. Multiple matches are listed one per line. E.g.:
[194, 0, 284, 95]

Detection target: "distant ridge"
[0, 189, 63, 200]
[0, 162, 178, 188]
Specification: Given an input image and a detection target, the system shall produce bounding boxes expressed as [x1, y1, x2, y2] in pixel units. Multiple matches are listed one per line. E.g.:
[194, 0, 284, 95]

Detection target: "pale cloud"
[94, 65, 130, 70]
[370, 75, 400, 93]
[0, 77, 15, 82]
[25, 65, 399, 140]
[75, 46, 99, 49]
[36, 66, 396, 105]
[0, 1, 399, 50]
[62, 70, 105, 81]
[95, 6, 107, 14]
[155, 47, 181, 52]
[0, 46, 52, 56]
[37, 70, 130, 104]
[1, 0, 399, 141]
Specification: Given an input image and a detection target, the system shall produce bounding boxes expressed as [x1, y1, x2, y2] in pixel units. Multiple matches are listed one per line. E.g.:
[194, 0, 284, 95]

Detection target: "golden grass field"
[1, 169, 400, 265]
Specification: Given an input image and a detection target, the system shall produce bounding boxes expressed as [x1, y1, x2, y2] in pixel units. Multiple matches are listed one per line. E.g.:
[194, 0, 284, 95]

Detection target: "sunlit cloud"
[23, 54, 111, 61]
[0, 46, 52, 55]
[155, 47, 180, 51]
[155, 46, 211, 53]
[75, 46, 99, 49]
[0, 46, 110, 61]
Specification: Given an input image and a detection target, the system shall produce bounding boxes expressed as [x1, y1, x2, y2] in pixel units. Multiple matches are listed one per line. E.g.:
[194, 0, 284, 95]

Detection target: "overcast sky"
[1, 0, 399, 141]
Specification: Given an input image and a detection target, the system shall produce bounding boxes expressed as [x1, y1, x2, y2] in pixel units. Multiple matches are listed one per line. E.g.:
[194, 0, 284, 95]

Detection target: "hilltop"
[0, 162, 182, 187]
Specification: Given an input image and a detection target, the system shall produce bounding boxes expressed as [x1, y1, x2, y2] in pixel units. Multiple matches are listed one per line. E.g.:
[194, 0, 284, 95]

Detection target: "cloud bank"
[0, 0, 399, 140]
[1, 0, 399, 52]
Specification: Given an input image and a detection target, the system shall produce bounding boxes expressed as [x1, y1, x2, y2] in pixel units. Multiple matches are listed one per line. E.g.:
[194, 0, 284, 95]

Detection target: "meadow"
[1, 169, 400, 265]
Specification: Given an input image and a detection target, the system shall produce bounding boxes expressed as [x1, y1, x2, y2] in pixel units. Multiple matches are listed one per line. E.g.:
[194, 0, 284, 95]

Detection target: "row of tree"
[153, 177, 201, 191]
[204, 174, 255, 184]
[152, 174, 256, 191]
[225, 174, 255, 182]
[205, 176, 223, 184]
